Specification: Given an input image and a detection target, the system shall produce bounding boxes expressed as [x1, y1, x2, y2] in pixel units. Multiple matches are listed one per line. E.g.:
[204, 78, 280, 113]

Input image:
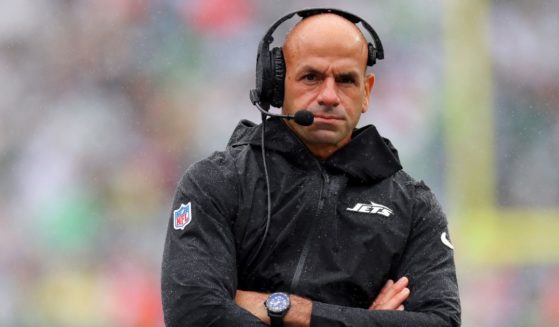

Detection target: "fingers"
[369, 276, 410, 310]
[384, 276, 409, 303]
[374, 279, 394, 305]
[381, 285, 410, 310]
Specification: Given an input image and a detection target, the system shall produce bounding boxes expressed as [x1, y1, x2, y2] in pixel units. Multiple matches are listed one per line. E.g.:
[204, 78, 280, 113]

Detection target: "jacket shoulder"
[392, 170, 434, 195]
[178, 150, 239, 191]
[391, 170, 445, 216]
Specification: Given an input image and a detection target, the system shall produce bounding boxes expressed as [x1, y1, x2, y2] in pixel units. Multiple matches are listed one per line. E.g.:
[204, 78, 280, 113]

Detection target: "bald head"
[283, 13, 370, 72]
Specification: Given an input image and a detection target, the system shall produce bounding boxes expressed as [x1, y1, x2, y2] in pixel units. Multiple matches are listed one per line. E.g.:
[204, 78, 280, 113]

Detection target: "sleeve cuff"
[310, 301, 363, 326]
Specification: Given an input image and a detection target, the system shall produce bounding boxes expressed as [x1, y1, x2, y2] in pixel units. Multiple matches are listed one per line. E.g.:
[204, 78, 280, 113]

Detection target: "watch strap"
[269, 314, 284, 327]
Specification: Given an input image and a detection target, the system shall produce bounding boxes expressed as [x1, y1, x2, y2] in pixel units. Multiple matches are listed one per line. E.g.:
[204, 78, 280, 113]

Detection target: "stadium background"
[1, 0, 558, 326]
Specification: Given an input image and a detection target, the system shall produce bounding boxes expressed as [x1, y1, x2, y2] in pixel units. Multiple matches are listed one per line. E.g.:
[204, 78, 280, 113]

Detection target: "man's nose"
[317, 77, 340, 107]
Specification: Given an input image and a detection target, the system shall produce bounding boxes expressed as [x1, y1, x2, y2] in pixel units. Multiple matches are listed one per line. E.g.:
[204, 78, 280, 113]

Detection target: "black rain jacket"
[161, 118, 461, 326]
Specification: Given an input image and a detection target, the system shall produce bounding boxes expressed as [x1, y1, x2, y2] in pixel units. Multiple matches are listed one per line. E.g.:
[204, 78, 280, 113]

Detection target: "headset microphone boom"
[250, 89, 314, 126]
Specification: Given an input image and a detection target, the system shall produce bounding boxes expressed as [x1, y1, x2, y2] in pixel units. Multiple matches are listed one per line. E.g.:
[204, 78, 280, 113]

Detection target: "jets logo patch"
[347, 201, 394, 217]
[173, 202, 192, 230]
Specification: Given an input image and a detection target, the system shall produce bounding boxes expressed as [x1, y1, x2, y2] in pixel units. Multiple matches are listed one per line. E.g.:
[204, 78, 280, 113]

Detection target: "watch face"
[266, 292, 290, 313]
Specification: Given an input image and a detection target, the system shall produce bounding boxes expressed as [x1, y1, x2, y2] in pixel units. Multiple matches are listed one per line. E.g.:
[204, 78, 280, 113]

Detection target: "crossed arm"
[235, 277, 411, 326]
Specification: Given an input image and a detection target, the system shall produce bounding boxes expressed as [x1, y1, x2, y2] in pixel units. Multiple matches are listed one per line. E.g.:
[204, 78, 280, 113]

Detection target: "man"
[161, 9, 461, 327]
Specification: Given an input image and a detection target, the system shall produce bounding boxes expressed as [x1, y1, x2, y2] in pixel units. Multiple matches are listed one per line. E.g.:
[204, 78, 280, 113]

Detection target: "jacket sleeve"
[309, 181, 461, 326]
[161, 154, 268, 326]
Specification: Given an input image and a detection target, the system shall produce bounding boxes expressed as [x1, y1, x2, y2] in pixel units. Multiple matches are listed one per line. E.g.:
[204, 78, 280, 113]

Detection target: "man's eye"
[302, 74, 317, 81]
[338, 76, 356, 84]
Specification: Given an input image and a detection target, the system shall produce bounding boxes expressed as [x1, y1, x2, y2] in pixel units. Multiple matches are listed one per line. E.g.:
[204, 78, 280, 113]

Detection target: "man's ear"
[362, 73, 376, 113]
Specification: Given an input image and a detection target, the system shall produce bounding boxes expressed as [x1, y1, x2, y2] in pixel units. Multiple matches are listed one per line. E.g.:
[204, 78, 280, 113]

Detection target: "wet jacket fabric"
[161, 118, 461, 326]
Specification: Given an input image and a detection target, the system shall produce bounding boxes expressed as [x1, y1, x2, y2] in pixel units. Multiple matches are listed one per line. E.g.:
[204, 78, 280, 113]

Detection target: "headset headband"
[259, 8, 384, 62]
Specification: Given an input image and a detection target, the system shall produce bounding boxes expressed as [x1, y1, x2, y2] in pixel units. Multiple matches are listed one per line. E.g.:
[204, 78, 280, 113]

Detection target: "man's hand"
[235, 290, 270, 324]
[369, 276, 410, 311]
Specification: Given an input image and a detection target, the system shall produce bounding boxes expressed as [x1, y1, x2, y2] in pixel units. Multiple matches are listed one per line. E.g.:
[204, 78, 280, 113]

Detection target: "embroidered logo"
[347, 201, 394, 217]
[173, 202, 192, 230]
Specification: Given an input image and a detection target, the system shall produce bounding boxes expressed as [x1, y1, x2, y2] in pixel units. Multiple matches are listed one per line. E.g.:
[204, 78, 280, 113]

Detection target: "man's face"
[282, 14, 375, 159]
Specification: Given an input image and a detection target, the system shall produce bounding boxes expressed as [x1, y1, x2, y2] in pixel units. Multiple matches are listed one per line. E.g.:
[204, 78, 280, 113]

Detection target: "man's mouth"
[313, 114, 343, 123]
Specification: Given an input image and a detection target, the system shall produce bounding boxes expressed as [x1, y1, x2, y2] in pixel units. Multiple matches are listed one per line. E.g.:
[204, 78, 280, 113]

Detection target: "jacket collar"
[227, 118, 402, 183]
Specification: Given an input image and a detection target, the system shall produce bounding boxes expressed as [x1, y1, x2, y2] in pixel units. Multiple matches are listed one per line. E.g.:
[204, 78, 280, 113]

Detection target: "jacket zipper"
[290, 169, 329, 292]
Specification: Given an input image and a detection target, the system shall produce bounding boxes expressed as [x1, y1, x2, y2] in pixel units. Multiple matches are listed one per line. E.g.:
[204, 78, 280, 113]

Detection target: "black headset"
[249, 8, 385, 109]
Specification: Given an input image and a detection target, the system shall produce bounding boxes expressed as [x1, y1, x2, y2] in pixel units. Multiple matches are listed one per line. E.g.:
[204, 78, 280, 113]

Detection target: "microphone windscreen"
[293, 110, 314, 126]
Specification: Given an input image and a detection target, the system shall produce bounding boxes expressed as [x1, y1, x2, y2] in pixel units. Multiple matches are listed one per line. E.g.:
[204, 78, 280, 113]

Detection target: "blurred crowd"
[491, 0, 559, 207]
[0, 0, 557, 326]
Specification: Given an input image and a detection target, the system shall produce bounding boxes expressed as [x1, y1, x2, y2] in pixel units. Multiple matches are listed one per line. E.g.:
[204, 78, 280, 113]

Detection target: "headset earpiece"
[252, 41, 269, 109]
[367, 43, 377, 66]
[269, 47, 286, 108]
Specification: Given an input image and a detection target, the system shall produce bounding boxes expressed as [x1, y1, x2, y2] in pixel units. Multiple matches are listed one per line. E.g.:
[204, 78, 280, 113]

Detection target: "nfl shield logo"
[173, 202, 192, 230]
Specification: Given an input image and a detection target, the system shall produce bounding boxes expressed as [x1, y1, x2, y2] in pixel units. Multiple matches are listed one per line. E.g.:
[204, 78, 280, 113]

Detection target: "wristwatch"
[264, 292, 291, 327]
